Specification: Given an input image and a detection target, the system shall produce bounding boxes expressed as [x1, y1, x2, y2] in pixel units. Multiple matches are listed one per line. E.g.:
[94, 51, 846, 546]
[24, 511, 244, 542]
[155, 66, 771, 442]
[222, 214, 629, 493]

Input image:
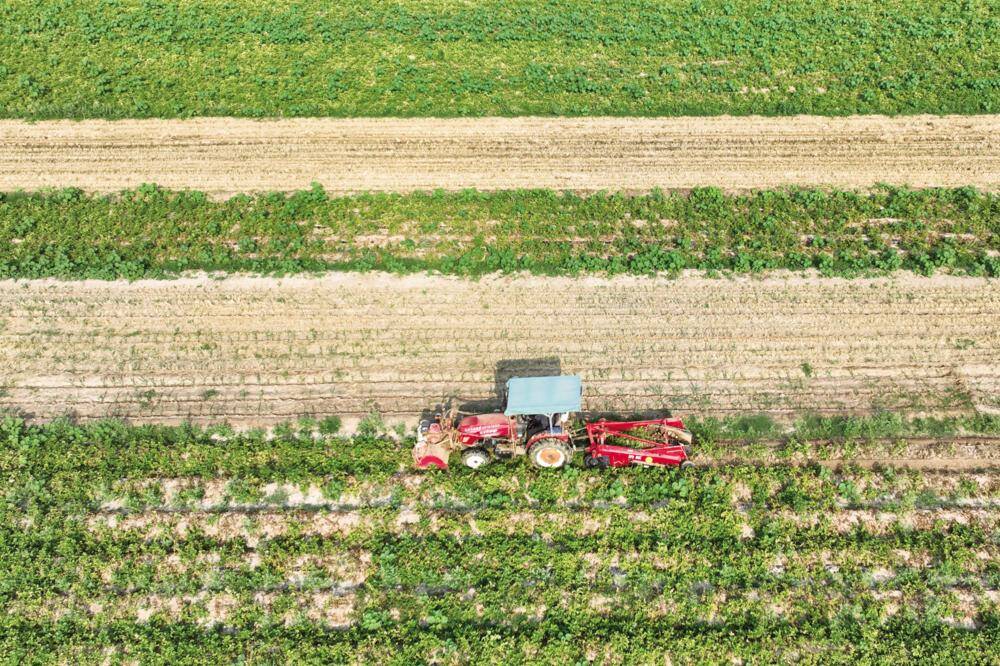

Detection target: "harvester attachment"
[584, 418, 693, 468]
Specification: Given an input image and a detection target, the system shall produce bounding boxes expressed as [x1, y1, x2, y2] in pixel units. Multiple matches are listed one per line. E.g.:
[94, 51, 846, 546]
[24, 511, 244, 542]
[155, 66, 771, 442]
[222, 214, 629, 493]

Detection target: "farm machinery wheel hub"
[536, 447, 564, 466]
[461, 448, 490, 469]
[530, 439, 572, 468]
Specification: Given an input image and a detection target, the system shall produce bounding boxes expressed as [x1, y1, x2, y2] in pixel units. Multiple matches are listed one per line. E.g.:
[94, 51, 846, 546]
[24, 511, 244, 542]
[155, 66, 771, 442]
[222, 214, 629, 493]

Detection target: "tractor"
[412, 375, 693, 471]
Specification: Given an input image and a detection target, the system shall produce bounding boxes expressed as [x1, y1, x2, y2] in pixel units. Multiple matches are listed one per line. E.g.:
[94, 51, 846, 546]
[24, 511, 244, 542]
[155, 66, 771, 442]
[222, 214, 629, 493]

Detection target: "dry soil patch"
[1, 272, 997, 427]
[1, 115, 997, 196]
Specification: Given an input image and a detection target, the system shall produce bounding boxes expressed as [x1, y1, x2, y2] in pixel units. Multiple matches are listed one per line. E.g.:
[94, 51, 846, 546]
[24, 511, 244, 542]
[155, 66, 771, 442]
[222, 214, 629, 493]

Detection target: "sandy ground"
[1, 115, 997, 197]
[0, 272, 997, 428]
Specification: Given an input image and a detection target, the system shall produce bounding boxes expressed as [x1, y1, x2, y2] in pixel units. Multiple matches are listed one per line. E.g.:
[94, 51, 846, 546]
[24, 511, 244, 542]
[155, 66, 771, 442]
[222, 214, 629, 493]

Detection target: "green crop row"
[1, 615, 996, 664]
[13, 411, 996, 480]
[1, 0, 998, 118]
[1, 414, 998, 662]
[4, 411, 999, 503]
[2, 185, 998, 280]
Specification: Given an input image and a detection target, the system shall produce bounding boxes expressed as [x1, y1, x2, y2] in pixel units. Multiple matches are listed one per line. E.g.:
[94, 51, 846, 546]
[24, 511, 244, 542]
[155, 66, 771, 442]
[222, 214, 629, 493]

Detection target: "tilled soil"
[1, 115, 997, 197]
[1, 272, 997, 427]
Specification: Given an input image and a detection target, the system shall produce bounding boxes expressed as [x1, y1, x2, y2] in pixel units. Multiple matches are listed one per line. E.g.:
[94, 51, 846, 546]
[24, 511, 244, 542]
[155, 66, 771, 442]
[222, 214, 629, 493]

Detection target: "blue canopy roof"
[504, 375, 582, 416]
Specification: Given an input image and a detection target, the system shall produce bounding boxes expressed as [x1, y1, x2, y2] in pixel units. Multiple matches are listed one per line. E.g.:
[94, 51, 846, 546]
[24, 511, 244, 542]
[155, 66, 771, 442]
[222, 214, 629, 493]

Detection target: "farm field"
[2, 1, 997, 118]
[1, 116, 999, 196]
[1, 272, 997, 428]
[2, 417, 999, 662]
[5, 0, 1000, 659]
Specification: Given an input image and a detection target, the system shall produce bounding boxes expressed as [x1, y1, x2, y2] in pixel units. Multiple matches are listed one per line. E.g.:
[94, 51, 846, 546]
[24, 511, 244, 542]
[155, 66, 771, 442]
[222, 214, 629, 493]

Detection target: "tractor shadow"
[417, 357, 676, 424]
[418, 357, 563, 424]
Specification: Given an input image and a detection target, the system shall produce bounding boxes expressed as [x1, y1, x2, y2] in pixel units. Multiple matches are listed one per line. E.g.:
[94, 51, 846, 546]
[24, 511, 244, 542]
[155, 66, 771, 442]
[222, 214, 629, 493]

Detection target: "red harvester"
[412, 375, 692, 471]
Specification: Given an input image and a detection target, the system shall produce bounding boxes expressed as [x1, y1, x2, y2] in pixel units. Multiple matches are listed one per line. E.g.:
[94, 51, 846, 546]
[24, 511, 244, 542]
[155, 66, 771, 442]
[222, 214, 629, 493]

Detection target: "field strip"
[1, 115, 998, 197]
[1, 272, 998, 427]
[13, 588, 997, 632]
[89, 474, 1000, 514]
[84, 506, 1000, 539]
[87, 467, 1000, 513]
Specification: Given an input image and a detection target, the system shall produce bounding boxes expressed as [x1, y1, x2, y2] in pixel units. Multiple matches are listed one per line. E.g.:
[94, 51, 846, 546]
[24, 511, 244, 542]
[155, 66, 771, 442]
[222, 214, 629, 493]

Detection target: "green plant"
[357, 411, 385, 436]
[318, 415, 342, 435]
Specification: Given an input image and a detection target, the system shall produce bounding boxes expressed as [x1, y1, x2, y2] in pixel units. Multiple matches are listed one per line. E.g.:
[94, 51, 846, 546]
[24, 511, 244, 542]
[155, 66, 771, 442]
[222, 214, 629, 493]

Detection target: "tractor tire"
[680, 460, 694, 470]
[529, 439, 573, 469]
[461, 448, 490, 470]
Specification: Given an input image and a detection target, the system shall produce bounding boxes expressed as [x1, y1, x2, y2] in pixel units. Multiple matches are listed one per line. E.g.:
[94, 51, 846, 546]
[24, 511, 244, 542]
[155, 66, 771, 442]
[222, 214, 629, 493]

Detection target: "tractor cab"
[501, 375, 581, 468]
[504, 374, 581, 436]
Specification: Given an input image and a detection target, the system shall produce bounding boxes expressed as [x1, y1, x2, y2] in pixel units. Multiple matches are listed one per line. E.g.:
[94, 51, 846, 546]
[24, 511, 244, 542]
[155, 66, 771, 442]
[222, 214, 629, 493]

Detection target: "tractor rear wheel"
[461, 448, 490, 470]
[529, 439, 573, 469]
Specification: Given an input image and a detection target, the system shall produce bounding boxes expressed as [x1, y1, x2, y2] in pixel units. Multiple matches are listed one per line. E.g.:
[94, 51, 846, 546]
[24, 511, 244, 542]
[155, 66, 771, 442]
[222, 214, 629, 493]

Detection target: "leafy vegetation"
[1, 414, 998, 661]
[2, 185, 998, 280]
[1, 0, 998, 118]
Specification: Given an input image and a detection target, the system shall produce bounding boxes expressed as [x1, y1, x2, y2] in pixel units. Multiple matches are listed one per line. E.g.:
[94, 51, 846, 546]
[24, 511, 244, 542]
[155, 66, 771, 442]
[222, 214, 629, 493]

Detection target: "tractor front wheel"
[529, 439, 573, 469]
[461, 448, 490, 470]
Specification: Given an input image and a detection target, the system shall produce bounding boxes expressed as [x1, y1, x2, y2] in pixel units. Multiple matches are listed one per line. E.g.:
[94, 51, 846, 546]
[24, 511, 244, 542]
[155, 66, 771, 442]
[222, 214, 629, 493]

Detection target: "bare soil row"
[87, 505, 1000, 542]
[701, 437, 1000, 470]
[92, 464, 1000, 520]
[1, 272, 997, 427]
[1, 115, 997, 197]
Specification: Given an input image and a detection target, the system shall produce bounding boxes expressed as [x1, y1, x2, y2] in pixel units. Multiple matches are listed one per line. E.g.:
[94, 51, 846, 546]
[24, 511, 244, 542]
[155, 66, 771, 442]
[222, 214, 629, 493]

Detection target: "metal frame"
[584, 418, 691, 468]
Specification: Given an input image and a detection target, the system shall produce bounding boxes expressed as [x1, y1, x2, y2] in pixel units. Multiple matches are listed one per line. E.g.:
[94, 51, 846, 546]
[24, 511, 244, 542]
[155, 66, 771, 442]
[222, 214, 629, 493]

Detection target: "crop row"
[89, 472, 1000, 516]
[4, 413, 1000, 491]
[1, 185, 998, 279]
[2, 416, 998, 661]
[2, 617, 997, 664]
[10, 531, 995, 602]
[2, 0, 998, 118]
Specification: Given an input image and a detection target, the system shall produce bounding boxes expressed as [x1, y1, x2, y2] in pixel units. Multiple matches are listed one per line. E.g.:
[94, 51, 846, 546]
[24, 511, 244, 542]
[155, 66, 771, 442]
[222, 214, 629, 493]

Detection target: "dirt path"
[697, 437, 1000, 471]
[0, 272, 997, 428]
[1, 115, 997, 197]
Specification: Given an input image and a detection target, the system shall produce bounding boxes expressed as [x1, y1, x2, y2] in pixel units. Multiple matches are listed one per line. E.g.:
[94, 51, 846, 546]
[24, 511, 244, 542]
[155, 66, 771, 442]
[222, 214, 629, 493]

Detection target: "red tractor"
[412, 375, 693, 471]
